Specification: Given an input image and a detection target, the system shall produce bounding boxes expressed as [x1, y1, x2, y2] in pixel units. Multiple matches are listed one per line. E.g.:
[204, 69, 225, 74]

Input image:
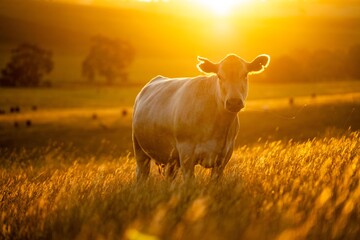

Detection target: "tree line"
[265, 45, 360, 82]
[0, 35, 135, 87]
[1, 39, 360, 87]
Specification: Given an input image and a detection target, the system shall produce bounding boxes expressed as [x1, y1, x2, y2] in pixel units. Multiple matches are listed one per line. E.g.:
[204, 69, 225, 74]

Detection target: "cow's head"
[197, 54, 270, 113]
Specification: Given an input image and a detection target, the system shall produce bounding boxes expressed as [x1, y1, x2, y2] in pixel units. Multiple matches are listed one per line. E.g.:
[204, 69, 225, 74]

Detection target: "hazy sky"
[57, 0, 360, 4]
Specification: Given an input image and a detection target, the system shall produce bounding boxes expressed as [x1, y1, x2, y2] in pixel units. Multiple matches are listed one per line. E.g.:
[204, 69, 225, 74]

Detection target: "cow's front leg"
[211, 150, 233, 181]
[211, 165, 225, 181]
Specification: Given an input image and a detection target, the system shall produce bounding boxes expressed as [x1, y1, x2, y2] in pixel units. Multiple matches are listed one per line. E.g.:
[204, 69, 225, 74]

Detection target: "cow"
[132, 54, 270, 181]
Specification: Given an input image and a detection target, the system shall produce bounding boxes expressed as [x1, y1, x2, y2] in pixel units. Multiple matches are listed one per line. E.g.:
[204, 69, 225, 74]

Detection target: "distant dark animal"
[26, 120, 32, 127]
[10, 106, 20, 113]
[133, 53, 270, 181]
[32, 105, 38, 111]
[0, 109, 5, 115]
[289, 97, 294, 106]
[92, 113, 98, 120]
[122, 109, 128, 117]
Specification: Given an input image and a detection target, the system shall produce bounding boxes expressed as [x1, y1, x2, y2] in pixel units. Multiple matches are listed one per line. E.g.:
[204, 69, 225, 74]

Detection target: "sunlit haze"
[54, 0, 360, 18]
[194, 0, 252, 16]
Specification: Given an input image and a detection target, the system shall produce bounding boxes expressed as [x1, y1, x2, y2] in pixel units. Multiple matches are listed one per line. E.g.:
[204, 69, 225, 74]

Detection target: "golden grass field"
[1, 131, 359, 239]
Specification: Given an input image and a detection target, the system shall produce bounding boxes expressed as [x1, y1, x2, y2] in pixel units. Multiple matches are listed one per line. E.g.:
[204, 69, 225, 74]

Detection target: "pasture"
[1, 81, 360, 155]
[0, 80, 360, 239]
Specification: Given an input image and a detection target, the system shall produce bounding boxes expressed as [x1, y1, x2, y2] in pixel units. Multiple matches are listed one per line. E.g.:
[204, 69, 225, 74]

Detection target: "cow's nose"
[226, 98, 244, 112]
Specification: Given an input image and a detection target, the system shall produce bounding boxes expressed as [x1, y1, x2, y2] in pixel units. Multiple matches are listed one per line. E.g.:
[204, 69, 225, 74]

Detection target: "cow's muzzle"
[226, 98, 244, 112]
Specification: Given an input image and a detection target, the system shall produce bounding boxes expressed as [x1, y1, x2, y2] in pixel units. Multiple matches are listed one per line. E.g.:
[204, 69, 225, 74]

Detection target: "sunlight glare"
[195, 0, 250, 16]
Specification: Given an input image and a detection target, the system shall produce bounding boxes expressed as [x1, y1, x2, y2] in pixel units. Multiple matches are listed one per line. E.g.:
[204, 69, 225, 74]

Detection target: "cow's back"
[133, 75, 192, 125]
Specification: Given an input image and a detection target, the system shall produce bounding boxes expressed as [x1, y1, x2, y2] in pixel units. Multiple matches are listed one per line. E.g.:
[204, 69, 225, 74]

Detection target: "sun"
[195, 0, 250, 16]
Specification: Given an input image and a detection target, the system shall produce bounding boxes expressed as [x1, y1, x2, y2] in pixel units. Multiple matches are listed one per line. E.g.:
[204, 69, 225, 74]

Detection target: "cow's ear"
[197, 56, 218, 74]
[248, 54, 270, 74]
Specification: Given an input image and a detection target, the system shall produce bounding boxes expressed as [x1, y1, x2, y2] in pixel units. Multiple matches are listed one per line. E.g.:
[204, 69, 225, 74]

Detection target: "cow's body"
[133, 54, 270, 180]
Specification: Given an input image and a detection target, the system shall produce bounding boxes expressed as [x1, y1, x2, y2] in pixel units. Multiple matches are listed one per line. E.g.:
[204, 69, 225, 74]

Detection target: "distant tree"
[0, 43, 53, 87]
[266, 55, 309, 82]
[306, 49, 347, 81]
[82, 35, 135, 84]
[347, 44, 360, 79]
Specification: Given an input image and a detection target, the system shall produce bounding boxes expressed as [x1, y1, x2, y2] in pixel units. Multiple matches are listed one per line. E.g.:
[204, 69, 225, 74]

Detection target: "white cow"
[132, 54, 270, 181]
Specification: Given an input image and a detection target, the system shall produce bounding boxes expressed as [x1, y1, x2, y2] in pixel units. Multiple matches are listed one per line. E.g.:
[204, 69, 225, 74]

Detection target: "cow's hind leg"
[165, 159, 180, 181]
[178, 143, 195, 181]
[133, 137, 151, 182]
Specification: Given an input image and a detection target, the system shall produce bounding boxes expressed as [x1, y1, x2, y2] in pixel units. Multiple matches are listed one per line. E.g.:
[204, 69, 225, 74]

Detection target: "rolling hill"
[1, 0, 360, 83]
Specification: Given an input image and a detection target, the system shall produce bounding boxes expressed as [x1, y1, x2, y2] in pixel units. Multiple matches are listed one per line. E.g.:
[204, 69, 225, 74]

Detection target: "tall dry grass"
[1, 132, 359, 239]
